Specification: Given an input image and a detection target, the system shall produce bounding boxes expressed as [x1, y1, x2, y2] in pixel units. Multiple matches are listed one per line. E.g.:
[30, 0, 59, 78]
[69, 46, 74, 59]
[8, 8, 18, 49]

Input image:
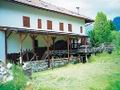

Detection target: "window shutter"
[68, 24, 72, 32]
[59, 23, 64, 31]
[38, 19, 42, 29]
[23, 16, 30, 27]
[47, 20, 52, 30]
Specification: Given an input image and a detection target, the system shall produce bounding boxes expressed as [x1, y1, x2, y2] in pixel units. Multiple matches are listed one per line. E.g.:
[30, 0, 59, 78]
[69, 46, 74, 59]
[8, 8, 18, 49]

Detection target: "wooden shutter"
[80, 26, 83, 33]
[23, 16, 30, 27]
[47, 20, 52, 30]
[38, 19, 42, 29]
[59, 23, 64, 31]
[68, 24, 72, 32]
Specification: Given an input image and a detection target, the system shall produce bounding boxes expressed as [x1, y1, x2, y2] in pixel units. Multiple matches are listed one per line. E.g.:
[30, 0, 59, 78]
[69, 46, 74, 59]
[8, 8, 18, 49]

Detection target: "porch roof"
[0, 26, 88, 37]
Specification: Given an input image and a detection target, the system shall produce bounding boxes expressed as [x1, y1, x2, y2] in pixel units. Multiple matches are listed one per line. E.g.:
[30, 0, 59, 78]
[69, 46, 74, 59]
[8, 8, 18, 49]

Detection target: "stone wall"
[0, 62, 13, 82]
[23, 59, 69, 73]
[50, 59, 68, 68]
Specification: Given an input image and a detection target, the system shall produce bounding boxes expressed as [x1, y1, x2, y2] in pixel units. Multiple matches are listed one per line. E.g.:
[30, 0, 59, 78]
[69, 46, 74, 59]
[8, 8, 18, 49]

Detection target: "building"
[0, 0, 93, 64]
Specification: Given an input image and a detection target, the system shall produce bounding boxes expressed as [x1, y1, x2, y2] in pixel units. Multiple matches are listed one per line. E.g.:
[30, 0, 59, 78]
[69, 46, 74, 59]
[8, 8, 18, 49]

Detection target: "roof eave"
[85, 19, 94, 23]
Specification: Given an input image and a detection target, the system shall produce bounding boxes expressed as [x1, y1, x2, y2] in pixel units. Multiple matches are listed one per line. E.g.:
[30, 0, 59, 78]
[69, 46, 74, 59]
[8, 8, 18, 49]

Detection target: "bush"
[112, 31, 120, 54]
[89, 52, 117, 63]
[0, 65, 28, 90]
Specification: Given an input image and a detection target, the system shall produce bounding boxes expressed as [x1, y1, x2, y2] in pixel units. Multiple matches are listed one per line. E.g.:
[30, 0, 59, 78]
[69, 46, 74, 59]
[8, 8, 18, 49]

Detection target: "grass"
[32, 52, 120, 90]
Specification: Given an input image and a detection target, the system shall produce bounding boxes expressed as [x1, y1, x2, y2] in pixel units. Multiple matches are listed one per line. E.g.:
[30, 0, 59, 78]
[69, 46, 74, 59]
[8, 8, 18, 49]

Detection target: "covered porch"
[0, 26, 88, 67]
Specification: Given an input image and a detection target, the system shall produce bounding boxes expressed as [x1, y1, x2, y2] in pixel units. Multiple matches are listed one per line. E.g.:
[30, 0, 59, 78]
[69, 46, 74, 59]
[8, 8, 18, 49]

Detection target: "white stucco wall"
[0, 0, 86, 35]
[7, 32, 33, 53]
[0, 31, 5, 62]
[7, 33, 67, 53]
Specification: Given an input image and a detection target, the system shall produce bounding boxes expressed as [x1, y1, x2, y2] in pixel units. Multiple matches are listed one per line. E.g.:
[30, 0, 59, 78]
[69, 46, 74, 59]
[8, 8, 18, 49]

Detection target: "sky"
[43, 0, 120, 20]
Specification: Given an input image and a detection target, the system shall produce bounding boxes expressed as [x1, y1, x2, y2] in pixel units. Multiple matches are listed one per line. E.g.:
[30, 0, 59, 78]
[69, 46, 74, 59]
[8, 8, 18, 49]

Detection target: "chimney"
[76, 7, 80, 14]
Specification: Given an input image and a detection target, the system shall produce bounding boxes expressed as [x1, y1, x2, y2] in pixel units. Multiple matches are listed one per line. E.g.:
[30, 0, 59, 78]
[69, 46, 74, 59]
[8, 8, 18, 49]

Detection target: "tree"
[89, 12, 113, 46]
[108, 20, 115, 31]
[112, 31, 120, 54]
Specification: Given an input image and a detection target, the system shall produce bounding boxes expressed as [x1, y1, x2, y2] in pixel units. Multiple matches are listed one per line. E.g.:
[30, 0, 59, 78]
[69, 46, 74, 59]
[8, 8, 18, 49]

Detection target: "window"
[38, 19, 42, 29]
[68, 24, 72, 32]
[47, 20, 52, 30]
[80, 26, 83, 33]
[23, 16, 30, 27]
[59, 22, 64, 31]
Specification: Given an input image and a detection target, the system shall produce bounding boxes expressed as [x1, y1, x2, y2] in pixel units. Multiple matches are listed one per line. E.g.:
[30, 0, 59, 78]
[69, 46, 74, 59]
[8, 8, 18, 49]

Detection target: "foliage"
[89, 52, 119, 62]
[0, 65, 28, 90]
[89, 52, 110, 62]
[89, 12, 114, 46]
[111, 31, 120, 54]
[108, 20, 116, 31]
[70, 59, 79, 64]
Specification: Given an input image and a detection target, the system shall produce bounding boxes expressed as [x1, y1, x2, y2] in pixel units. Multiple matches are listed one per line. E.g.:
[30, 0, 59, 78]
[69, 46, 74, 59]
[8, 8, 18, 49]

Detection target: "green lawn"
[32, 53, 120, 90]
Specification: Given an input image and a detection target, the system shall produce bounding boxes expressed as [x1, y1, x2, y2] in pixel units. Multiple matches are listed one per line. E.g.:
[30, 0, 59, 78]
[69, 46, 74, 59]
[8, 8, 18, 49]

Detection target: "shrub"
[89, 52, 116, 62]
[0, 65, 28, 90]
[71, 60, 79, 64]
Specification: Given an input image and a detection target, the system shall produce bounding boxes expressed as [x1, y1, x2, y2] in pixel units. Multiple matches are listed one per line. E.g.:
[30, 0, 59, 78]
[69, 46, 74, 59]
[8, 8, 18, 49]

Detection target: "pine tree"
[89, 12, 113, 46]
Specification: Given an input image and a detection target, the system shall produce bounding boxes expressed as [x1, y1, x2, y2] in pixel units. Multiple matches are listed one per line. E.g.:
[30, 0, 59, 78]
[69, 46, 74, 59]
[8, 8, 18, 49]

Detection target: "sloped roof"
[10, 0, 94, 23]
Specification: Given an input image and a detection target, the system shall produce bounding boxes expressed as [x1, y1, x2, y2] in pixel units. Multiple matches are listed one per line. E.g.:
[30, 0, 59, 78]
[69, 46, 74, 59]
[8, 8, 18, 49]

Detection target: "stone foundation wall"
[50, 59, 68, 68]
[23, 59, 69, 72]
[30, 60, 48, 72]
[0, 62, 13, 82]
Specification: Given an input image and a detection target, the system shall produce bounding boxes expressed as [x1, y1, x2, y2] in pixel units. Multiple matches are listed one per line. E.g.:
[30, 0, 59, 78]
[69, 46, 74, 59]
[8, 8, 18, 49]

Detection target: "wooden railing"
[7, 45, 113, 64]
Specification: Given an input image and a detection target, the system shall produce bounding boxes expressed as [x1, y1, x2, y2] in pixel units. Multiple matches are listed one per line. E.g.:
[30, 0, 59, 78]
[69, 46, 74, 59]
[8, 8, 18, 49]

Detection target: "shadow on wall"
[54, 40, 67, 50]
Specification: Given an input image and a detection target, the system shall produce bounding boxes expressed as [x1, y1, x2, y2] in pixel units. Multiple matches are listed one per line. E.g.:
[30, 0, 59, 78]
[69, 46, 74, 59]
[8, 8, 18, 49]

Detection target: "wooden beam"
[30, 34, 38, 40]
[42, 35, 52, 47]
[21, 33, 28, 42]
[7, 31, 12, 39]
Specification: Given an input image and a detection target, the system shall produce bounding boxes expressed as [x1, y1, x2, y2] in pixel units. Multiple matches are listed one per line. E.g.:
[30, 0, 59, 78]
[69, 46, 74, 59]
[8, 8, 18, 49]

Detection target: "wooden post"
[67, 36, 70, 61]
[77, 37, 79, 49]
[19, 33, 23, 65]
[43, 35, 51, 68]
[78, 54, 80, 63]
[52, 36, 56, 50]
[51, 56, 54, 70]
[47, 43, 50, 68]
[69, 37, 72, 53]
[18, 33, 28, 64]
[30, 34, 38, 53]
[5, 31, 7, 64]
[86, 54, 88, 63]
